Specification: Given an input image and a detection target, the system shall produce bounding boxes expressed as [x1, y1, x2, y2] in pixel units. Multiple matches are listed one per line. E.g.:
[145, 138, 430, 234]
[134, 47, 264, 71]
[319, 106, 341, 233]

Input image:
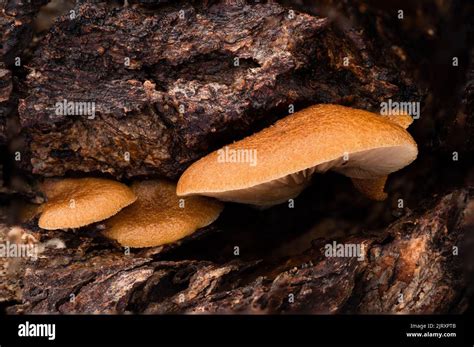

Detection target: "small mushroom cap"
[38, 178, 137, 230]
[177, 104, 418, 206]
[103, 180, 224, 248]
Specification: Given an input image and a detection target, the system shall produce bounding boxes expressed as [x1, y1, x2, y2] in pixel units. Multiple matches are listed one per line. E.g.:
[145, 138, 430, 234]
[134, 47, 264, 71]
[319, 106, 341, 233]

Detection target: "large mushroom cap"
[177, 104, 418, 206]
[38, 178, 137, 230]
[103, 180, 223, 248]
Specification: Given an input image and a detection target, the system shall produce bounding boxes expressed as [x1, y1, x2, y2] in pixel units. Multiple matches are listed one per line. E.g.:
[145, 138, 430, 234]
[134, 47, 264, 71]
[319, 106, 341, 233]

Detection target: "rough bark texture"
[1, 0, 472, 315]
[3, 189, 472, 314]
[1, 0, 48, 144]
[0, 64, 11, 143]
[18, 0, 419, 179]
[1, 0, 48, 65]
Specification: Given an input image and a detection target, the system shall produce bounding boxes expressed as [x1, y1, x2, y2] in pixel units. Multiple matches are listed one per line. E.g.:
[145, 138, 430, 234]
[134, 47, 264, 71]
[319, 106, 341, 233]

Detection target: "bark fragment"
[1, 0, 48, 65]
[0, 64, 12, 143]
[1, 0, 48, 144]
[18, 0, 420, 179]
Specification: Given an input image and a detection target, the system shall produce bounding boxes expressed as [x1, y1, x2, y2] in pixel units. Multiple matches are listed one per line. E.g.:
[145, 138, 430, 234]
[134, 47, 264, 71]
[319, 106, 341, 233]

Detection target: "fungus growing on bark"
[103, 180, 223, 248]
[38, 178, 137, 230]
[177, 104, 418, 206]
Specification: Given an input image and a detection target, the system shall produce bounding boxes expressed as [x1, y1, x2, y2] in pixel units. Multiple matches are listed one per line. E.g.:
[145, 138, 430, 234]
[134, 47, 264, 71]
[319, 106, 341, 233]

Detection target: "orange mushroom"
[177, 104, 418, 206]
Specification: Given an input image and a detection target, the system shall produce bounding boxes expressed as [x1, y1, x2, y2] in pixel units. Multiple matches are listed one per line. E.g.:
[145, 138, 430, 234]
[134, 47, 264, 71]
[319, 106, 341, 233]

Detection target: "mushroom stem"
[351, 176, 388, 201]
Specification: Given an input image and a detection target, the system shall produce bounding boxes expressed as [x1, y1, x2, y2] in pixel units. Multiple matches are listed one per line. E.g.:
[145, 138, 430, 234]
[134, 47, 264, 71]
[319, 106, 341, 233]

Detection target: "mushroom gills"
[203, 144, 415, 206]
[206, 167, 317, 207]
[342, 113, 414, 201]
[330, 145, 417, 178]
[331, 145, 417, 201]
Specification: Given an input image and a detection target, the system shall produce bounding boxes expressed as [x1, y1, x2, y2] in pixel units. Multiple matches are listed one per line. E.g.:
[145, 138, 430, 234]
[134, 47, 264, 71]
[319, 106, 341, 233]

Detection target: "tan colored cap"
[177, 104, 418, 206]
[38, 178, 137, 230]
[103, 180, 223, 248]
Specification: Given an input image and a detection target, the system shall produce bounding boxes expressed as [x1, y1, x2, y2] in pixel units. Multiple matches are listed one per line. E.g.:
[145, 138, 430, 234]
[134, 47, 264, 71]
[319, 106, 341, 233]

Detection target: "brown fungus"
[38, 178, 137, 230]
[103, 180, 223, 248]
[177, 104, 418, 206]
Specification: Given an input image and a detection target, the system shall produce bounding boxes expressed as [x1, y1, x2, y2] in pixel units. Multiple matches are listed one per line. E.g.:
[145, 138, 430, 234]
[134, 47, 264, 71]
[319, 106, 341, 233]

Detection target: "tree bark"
[3, 189, 472, 314]
[0, 0, 472, 315]
[17, 0, 419, 179]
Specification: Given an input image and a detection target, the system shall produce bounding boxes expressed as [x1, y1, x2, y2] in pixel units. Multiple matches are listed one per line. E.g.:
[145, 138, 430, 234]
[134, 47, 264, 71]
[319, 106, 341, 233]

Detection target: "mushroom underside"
[195, 145, 417, 206]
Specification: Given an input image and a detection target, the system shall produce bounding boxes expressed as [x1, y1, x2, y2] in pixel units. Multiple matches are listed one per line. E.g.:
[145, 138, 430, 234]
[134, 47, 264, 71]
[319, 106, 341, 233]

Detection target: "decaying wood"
[1, 0, 472, 316]
[0, 64, 12, 143]
[1, 0, 48, 144]
[1, 0, 48, 65]
[3, 189, 471, 314]
[18, 0, 420, 179]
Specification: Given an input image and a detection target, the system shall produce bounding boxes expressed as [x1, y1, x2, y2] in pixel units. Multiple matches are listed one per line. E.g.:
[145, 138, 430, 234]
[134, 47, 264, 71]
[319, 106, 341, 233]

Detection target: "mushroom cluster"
[36, 178, 223, 248]
[35, 104, 418, 247]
